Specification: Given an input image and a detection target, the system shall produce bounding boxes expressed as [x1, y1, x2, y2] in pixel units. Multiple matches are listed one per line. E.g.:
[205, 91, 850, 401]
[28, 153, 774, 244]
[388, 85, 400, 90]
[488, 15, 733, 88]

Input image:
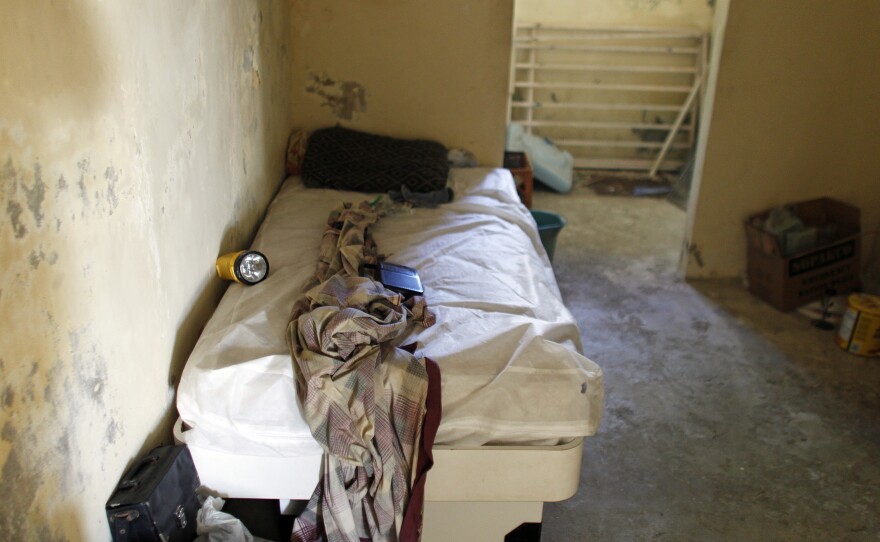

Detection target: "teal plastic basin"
[531, 210, 566, 263]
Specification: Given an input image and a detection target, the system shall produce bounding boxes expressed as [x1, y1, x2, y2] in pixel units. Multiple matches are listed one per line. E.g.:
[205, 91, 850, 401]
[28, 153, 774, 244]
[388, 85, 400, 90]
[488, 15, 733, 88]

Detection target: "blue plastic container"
[531, 210, 566, 263]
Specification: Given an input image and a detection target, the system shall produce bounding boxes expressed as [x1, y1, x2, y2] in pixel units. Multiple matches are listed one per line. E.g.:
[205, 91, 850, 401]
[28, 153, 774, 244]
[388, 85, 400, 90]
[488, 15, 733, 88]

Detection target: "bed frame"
[175, 169, 601, 540]
[174, 419, 582, 541]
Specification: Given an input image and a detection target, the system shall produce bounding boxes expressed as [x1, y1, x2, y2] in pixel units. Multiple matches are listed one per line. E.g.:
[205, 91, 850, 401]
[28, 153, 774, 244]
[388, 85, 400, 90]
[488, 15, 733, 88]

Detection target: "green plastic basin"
[531, 210, 566, 263]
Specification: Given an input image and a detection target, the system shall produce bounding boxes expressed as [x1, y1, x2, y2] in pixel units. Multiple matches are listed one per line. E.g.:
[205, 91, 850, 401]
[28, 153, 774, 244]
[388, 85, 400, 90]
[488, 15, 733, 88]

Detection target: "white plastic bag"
[194, 496, 273, 542]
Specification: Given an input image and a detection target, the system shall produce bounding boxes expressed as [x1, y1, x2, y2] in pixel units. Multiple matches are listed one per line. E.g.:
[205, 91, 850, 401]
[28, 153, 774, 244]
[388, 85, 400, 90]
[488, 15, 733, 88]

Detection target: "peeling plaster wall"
[515, 0, 715, 31]
[289, 1, 514, 166]
[0, 1, 292, 540]
[684, 0, 880, 278]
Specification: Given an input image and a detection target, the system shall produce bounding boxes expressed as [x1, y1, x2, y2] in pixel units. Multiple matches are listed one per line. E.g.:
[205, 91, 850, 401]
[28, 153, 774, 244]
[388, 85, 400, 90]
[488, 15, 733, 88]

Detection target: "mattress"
[177, 168, 603, 459]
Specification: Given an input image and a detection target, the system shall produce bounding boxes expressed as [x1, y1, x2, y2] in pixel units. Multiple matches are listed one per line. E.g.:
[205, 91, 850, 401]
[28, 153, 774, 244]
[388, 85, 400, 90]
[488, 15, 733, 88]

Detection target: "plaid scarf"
[288, 202, 435, 541]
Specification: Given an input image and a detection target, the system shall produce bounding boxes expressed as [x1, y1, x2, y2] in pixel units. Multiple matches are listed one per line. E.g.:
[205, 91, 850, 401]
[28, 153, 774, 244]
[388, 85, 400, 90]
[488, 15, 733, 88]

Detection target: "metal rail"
[509, 25, 706, 172]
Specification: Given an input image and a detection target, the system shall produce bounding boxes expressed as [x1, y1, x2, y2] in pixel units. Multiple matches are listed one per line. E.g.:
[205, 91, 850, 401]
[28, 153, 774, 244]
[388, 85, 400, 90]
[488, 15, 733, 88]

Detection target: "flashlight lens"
[239, 252, 268, 283]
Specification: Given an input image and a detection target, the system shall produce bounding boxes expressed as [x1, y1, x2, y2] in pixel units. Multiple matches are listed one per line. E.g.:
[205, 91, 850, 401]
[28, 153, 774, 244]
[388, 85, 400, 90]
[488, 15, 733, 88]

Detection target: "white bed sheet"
[177, 168, 603, 457]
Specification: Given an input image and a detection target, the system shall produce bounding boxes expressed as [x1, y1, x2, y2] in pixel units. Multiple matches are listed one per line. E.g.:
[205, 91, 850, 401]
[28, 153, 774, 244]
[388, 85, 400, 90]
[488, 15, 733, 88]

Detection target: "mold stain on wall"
[1, 1, 295, 539]
[0, 150, 125, 540]
[305, 71, 367, 121]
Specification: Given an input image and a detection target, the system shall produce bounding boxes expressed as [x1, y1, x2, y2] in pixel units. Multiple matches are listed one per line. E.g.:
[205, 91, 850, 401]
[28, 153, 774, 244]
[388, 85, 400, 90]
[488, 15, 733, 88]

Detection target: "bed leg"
[421, 501, 543, 542]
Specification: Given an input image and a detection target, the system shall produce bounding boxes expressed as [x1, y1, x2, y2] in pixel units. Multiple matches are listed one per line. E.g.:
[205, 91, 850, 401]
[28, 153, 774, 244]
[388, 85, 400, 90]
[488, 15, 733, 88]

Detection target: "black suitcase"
[106, 445, 200, 542]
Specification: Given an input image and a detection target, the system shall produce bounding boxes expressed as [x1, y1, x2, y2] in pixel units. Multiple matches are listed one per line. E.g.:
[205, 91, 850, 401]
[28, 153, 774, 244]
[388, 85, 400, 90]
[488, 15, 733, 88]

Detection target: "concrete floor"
[533, 179, 880, 541]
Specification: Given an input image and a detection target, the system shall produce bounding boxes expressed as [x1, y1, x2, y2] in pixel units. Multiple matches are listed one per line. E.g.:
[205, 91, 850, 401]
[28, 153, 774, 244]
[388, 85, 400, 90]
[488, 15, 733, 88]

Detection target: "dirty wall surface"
[685, 0, 880, 278]
[289, 0, 514, 166]
[0, 1, 292, 539]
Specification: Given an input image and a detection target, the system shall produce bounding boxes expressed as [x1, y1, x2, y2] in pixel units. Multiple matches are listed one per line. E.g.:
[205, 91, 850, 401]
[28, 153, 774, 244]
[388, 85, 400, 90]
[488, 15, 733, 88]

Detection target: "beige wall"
[685, 0, 880, 278]
[289, 0, 514, 166]
[0, 1, 292, 539]
[515, 0, 714, 31]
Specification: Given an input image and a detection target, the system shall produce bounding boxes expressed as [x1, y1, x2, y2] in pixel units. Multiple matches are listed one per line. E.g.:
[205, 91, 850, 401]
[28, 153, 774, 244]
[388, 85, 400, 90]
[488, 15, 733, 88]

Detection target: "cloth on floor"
[287, 202, 436, 542]
[194, 496, 273, 542]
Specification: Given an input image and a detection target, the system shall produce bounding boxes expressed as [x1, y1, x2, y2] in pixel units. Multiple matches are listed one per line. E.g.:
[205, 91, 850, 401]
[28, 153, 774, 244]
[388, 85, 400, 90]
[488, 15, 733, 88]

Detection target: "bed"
[175, 167, 603, 541]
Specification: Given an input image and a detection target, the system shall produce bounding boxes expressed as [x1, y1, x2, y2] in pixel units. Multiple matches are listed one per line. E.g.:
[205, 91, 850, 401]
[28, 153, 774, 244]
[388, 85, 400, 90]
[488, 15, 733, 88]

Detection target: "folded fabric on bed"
[177, 168, 603, 458]
[301, 126, 449, 193]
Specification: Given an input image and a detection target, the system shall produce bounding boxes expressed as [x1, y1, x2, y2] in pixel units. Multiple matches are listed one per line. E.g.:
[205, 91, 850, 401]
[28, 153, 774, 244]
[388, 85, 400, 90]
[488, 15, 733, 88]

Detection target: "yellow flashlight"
[216, 250, 269, 285]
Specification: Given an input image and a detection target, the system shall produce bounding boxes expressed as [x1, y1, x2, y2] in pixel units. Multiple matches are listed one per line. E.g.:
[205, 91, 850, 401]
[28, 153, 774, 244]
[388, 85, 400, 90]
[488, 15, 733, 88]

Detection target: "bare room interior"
[1, 1, 879, 541]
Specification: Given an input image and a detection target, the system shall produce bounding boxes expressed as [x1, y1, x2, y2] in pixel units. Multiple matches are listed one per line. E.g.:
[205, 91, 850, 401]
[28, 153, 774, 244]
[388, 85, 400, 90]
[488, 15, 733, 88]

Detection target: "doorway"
[508, 0, 728, 277]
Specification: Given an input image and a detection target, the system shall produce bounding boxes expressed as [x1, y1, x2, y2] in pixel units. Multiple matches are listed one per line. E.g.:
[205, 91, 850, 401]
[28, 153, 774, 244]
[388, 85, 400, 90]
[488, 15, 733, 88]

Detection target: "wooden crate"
[503, 151, 533, 208]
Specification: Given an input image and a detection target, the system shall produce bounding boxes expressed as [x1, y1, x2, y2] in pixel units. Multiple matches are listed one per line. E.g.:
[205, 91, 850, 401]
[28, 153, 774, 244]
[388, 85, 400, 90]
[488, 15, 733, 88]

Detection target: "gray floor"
[533, 180, 880, 541]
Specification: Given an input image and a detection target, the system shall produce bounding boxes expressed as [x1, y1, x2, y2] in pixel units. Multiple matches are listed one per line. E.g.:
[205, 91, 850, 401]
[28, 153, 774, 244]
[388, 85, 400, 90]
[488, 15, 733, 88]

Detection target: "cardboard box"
[745, 198, 861, 312]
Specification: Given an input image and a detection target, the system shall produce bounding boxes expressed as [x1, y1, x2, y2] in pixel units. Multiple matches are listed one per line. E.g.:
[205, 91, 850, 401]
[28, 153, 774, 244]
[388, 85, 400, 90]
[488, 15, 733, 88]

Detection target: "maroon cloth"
[399, 347, 442, 541]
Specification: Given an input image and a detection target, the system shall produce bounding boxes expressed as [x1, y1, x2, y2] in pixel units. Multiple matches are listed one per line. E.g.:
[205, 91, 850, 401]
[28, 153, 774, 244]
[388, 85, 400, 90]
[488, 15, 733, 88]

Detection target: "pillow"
[301, 126, 449, 193]
[285, 129, 310, 175]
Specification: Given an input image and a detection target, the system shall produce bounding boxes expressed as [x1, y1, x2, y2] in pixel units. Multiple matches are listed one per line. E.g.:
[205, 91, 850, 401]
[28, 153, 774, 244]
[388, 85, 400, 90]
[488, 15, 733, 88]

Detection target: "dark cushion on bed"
[301, 126, 449, 193]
